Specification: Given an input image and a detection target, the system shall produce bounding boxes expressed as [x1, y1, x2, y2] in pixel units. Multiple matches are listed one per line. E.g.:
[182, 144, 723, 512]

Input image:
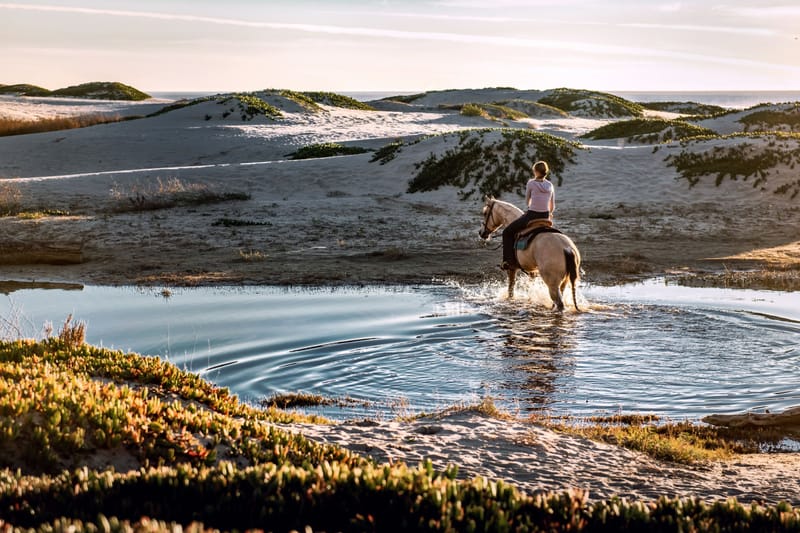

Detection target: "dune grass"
[581, 118, 716, 143]
[538, 88, 644, 118]
[109, 178, 251, 212]
[739, 104, 800, 132]
[0, 81, 150, 100]
[405, 128, 582, 199]
[0, 84, 51, 97]
[664, 132, 800, 194]
[301, 91, 376, 111]
[50, 82, 151, 101]
[0, 114, 133, 137]
[287, 142, 370, 160]
[451, 102, 528, 121]
[1, 332, 799, 530]
[639, 101, 727, 115]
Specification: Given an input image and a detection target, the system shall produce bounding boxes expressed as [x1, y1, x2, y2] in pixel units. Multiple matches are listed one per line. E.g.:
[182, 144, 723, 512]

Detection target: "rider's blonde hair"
[532, 161, 549, 179]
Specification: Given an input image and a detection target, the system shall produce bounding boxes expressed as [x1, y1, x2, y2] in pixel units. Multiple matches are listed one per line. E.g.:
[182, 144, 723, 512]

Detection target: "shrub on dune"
[582, 118, 716, 143]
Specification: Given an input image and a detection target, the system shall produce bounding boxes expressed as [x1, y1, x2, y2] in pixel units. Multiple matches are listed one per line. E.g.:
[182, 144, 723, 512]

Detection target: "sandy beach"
[284, 409, 800, 504]
[1, 91, 798, 288]
[2, 89, 800, 507]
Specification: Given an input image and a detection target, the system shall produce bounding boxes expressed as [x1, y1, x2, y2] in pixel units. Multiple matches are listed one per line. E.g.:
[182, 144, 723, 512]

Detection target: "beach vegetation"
[226, 94, 282, 120]
[0, 83, 52, 97]
[459, 103, 485, 117]
[270, 89, 322, 112]
[537, 414, 796, 465]
[739, 103, 800, 132]
[287, 142, 370, 160]
[675, 267, 800, 291]
[301, 91, 376, 111]
[450, 103, 528, 121]
[639, 101, 727, 115]
[405, 129, 582, 199]
[664, 132, 800, 195]
[147, 98, 213, 117]
[370, 139, 404, 164]
[110, 178, 251, 212]
[237, 249, 267, 262]
[1, 334, 799, 530]
[50, 82, 151, 101]
[581, 118, 716, 143]
[494, 99, 569, 118]
[0, 182, 22, 216]
[0, 114, 133, 137]
[212, 217, 269, 227]
[0, 82, 150, 100]
[381, 92, 427, 103]
[537, 88, 644, 118]
[15, 209, 71, 219]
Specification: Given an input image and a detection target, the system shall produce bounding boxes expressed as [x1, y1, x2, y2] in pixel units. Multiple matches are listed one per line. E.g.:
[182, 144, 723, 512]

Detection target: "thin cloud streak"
[1, 2, 796, 73]
[621, 22, 774, 36]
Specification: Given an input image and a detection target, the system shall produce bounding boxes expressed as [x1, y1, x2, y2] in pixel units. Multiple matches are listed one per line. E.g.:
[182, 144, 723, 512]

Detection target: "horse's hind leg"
[507, 270, 517, 299]
[544, 275, 565, 311]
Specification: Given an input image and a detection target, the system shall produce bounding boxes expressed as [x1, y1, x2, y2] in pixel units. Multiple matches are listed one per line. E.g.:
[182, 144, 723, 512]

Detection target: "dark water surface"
[2, 279, 798, 420]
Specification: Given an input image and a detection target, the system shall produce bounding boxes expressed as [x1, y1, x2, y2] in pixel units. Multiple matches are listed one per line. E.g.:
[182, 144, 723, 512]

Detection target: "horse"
[479, 197, 581, 311]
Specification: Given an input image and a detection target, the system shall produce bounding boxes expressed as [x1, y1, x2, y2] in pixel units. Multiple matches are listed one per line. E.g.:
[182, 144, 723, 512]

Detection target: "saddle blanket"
[515, 223, 562, 250]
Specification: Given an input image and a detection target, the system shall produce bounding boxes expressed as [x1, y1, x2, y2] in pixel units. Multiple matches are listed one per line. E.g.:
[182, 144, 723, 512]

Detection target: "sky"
[1, 0, 799, 93]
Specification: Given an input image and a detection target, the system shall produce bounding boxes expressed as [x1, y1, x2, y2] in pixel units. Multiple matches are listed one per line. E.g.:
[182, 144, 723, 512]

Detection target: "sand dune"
[1, 89, 798, 286]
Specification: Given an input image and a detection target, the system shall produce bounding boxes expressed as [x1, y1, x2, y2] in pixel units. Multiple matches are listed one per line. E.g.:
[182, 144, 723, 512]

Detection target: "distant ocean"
[148, 90, 800, 109]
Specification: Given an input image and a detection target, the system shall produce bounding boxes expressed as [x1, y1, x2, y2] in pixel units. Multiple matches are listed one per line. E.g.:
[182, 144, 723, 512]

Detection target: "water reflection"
[497, 311, 578, 411]
[1, 279, 798, 420]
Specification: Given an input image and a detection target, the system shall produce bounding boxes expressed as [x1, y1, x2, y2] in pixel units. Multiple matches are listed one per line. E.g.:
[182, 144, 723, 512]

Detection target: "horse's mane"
[488, 197, 523, 213]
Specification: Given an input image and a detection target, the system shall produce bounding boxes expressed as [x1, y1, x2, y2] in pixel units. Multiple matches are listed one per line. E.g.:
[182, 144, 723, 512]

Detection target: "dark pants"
[502, 210, 549, 264]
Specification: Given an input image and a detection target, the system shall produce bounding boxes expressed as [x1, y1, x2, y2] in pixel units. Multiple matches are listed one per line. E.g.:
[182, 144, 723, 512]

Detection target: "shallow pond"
[2, 278, 798, 421]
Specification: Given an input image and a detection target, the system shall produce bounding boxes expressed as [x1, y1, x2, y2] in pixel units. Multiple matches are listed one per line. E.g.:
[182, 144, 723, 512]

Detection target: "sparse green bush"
[407, 129, 581, 199]
[665, 133, 800, 194]
[301, 91, 375, 111]
[454, 103, 528, 120]
[582, 118, 716, 143]
[287, 142, 370, 160]
[230, 94, 282, 120]
[212, 218, 269, 227]
[538, 88, 644, 118]
[370, 139, 404, 164]
[739, 104, 800, 132]
[460, 103, 486, 117]
[639, 101, 727, 115]
[51, 82, 151, 101]
[381, 92, 427, 103]
[0, 84, 51, 97]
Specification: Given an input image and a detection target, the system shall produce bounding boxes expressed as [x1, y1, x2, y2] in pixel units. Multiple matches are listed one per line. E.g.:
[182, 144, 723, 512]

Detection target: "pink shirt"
[526, 178, 555, 213]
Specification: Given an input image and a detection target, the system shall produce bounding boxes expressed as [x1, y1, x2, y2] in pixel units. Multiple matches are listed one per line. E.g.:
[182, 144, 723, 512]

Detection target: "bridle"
[480, 200, 503, 240]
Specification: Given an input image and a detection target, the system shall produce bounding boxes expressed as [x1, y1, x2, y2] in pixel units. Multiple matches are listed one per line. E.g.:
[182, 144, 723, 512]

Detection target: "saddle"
[514, 219, 562, 250]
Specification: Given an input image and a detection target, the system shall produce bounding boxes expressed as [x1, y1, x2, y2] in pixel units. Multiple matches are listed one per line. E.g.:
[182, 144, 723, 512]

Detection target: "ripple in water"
[1, 279, 798, 421]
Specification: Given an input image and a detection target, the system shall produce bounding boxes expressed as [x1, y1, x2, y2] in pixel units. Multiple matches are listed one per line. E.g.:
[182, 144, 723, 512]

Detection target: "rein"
[481, 201, 505, 249]
[481, 201, 502, 237]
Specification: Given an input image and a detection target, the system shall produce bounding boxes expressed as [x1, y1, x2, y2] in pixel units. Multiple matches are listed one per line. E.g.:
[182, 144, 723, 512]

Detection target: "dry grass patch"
[0, 114, 131, 137]
[531, 413, 795, 465]
[110, 178, 250, 212]
[0, 182, 22, 216]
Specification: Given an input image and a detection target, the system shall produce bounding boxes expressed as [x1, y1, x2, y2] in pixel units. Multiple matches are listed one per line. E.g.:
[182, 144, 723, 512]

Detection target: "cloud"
[1, 2, 797, 74]
[715, 4, 800, 18]
[657, 2, 684, 12]
[621, 22, 774, 37]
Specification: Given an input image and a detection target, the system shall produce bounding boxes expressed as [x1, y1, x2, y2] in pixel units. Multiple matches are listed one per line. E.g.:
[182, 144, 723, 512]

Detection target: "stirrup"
[500, 261, 516, 271]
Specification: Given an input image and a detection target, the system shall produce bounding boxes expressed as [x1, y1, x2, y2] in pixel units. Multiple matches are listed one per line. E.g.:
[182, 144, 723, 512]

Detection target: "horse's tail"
[564, 247, 580, 312]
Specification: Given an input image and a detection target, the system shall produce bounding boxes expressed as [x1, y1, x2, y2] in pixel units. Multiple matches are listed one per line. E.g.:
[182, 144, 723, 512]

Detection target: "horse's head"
[479, 196, 501, 240]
